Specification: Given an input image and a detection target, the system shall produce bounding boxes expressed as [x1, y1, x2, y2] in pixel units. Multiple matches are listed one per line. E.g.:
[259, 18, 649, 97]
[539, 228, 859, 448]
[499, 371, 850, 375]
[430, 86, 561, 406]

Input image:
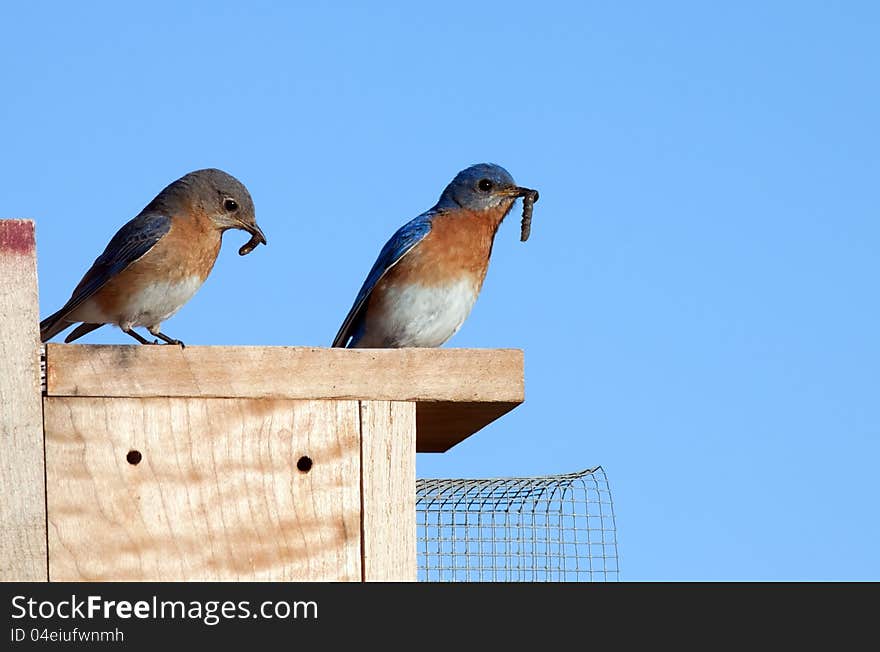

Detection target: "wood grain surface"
[44, 397, 361, 581]
[0, 220, 47, 581]
[360, 401, 416, 581]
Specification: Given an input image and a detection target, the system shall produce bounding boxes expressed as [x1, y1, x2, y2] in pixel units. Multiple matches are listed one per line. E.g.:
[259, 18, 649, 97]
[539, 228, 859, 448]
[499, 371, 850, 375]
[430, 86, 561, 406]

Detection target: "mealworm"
[520, 189, 539, 242]
[238, 234, 263, 256]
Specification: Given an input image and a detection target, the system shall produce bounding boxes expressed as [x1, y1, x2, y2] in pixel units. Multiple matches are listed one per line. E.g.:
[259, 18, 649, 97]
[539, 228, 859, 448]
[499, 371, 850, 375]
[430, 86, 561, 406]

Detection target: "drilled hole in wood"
[296, 456, 313, 473]
[126, 450, 142, 465]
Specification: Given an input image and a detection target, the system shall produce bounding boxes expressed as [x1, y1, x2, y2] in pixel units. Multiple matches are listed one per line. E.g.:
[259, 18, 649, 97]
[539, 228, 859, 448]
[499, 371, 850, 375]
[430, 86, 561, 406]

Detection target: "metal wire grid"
[416, 467, 619, 582]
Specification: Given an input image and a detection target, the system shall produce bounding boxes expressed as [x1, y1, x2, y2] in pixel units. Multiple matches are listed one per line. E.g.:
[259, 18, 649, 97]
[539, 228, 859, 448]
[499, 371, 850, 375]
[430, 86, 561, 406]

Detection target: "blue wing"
[39, 212, 172, 342]
[331, 213, 433, 347]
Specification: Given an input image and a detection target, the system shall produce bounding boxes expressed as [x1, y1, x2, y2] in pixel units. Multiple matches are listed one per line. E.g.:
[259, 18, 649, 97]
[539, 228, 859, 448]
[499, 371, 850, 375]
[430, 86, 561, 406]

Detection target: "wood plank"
[0, 219, 48, 581]
[45, 345, 524, 452]
[360, 401, 416, 581]
[45, 345, 523, 402]
[44, 397, 361, 581]
[416, 401, 521, 452]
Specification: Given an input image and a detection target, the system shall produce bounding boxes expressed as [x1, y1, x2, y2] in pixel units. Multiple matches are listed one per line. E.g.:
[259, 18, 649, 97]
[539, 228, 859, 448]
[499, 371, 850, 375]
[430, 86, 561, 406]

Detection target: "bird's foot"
[124, 328, 153, 345]
[151, 330, 185, 349]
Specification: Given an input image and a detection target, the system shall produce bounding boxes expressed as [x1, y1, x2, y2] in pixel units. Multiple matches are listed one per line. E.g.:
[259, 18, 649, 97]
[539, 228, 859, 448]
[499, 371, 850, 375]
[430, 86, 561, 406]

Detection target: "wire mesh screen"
[416, 467, 618, 582]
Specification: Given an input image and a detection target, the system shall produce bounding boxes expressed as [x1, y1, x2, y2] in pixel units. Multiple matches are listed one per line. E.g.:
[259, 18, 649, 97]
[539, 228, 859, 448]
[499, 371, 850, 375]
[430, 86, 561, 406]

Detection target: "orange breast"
[93, 212, 222, 314]
[381, 202, 514, 290]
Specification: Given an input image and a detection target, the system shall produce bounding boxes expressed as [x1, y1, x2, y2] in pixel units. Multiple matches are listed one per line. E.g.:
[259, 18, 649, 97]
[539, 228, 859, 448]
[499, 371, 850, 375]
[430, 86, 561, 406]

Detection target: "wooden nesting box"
[0, 220, 524, 582]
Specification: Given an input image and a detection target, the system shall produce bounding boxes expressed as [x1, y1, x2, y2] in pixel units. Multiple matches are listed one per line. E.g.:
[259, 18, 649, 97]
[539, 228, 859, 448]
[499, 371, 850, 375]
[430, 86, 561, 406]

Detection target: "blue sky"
[3, 2, 878, 580]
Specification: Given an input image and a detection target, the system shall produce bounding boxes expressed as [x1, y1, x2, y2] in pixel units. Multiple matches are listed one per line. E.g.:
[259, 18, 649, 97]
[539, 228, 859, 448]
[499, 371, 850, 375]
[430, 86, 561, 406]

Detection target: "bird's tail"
[64, 322, 103, 343]
[39, 308, 72, 343]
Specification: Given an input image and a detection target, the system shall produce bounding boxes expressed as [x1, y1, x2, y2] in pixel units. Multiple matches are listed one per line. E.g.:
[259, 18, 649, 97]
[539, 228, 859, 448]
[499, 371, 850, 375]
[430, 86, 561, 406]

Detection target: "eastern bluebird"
[332, 163, 538, 348]
[39, 168, 266, 346]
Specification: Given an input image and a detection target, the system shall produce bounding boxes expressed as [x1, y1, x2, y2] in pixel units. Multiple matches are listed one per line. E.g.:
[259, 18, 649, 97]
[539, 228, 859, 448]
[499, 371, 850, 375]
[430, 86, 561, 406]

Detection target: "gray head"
[150, 168, 266, 249]
[435, 163, 537, 212]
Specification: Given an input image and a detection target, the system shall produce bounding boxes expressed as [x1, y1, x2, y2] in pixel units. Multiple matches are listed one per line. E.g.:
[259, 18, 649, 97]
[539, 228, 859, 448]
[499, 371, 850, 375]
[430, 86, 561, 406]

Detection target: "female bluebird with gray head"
[40, 168, 267, 346]
[332, 163, 539, 348]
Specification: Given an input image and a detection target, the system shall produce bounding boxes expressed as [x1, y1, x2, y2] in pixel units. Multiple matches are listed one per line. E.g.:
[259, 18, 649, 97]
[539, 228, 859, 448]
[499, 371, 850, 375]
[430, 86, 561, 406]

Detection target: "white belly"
[360, 278, 480, 347]
[71, 276, 206, 329]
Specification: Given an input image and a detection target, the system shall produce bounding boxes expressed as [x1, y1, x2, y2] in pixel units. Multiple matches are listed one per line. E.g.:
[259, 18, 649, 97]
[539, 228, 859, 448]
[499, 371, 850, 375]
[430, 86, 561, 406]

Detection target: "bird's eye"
[224, 198, 239, 212]
[478, 179, 493, 192]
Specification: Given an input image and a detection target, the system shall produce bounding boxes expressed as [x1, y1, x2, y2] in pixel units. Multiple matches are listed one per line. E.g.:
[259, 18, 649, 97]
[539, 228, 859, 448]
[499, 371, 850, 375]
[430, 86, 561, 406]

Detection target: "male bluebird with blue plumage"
[40, 168, 266, 346]
[332, 163, 538, 348]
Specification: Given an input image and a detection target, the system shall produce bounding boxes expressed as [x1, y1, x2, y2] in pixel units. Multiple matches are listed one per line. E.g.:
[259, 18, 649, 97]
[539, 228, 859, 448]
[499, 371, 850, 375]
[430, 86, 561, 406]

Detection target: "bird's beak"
[508, 186, 539, 203]
[243, 222, 267, 246]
